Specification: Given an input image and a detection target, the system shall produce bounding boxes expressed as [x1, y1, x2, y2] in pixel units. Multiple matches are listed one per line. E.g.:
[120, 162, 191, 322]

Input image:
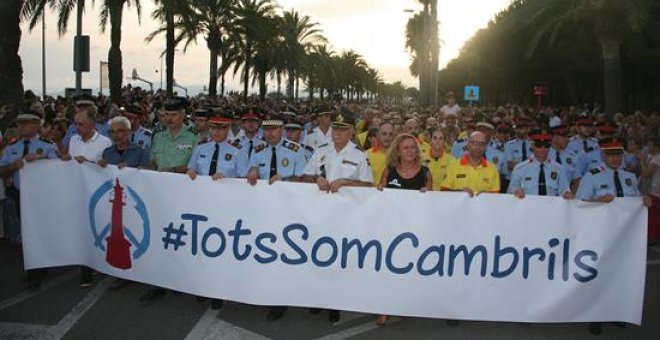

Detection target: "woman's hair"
[386, 133, 421, 168]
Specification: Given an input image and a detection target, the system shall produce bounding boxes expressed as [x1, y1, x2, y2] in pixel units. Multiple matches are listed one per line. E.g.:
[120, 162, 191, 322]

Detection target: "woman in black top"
[375, 134, 432, 326]
[377, 134, 432, 192]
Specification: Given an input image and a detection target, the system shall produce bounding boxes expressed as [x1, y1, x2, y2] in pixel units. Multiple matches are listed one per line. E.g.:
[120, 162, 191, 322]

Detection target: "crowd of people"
[0, 87, 658, 335]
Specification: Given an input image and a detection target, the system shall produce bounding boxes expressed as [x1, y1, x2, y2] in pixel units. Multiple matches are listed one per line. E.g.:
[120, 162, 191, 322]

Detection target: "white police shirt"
[303, 141, 373, 183]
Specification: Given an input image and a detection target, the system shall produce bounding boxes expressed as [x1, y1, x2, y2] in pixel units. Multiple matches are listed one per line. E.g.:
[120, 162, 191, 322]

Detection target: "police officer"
[575, 137, 651, 335]
[302, 111, 372, 323]
[450, 119, 476, 158]
[508, 129, 573, 199]
[187, 113, 249, 181]
[246, 115, 306, 186]
[548, 125, 582, 191]
[284, 122, 314, 161]
[148, 97, 198, 173]
[568, 116, 599, 155]
[505, 117, 534, 174]
[121, 103, 152, 151]
[238, 109, 266, 160]
[303, 106, 333, 151]
[0, 110, 59, 290]
[193, 108, 213, 144]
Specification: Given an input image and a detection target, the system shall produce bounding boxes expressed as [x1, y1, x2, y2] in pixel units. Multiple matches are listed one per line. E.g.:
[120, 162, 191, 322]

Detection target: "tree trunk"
[295, 76, 300, 100]
[286, 68, 295, 100]
[220, 71, 226, 96]
[166, 8, 175, 96]
[208, 47, 219, 97]
[258, 71, 267, 101]
[0, 0, 24, 127]
[276, 71, 281, 95]
[108, 3, 124, 104]
[600, 37, 622, 115]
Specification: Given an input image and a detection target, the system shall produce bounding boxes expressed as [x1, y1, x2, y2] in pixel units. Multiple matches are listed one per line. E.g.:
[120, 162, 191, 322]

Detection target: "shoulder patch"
[188, 126, 199, 135]
[254, 143, 267, 153]
[283, 140, 300, 152]
[9, 139, 19, 145]
[589, 167, 603, 175]
[230, 139, 242, 149]
[39, 137, 54, 144]
[304, 145, 314, 152]
[354, 145, 364, 152]
[143, 129, 152, 137]
[318, 143, 329, 148]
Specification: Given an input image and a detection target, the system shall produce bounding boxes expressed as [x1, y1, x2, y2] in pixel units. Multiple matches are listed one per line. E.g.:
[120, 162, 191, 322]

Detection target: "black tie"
[248, 140, 254, 157]
[538, 164, 547, 196]
[583, 139, 589, 153]
[614, 171, 624, 197]
[22, 140, 30, 157]
[269, 146, 277, 178]
[209, 143, 219, 175]
[555, 150, 562, 164]
[521, 140, 527, 161]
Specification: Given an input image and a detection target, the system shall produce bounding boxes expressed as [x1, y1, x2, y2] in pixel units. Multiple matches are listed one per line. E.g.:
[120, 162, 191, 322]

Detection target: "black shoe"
[328, 310, 340, 323]
[267, 307, 286, 321]
[589, 322, 602, 335]
[139, 289, 166, 302]
[211, 299, 224, 310]
[446, 319, 459, 327]
[309, 308, 322, 315]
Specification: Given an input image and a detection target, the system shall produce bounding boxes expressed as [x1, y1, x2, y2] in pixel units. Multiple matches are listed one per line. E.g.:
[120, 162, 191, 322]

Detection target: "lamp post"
[42, 10, 46, 100]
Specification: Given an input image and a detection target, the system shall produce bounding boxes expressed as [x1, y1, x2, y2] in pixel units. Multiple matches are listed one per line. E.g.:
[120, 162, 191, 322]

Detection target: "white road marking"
[184, 307, 272, 340]
[0, 278, 110, 340]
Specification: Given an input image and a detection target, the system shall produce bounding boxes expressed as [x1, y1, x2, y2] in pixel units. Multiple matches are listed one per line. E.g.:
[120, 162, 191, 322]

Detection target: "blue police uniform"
[102, 144, 149, 168]
[485, 145, 507, 177]
[548, 147, 582, 181]
[187, 140, 249, 177]
[568, 136, 599, 155]
[450, 138, 468, 158]
[239, 135, 267, 160]
[576, 166, 640, 200]
[508, 158, 570, 196]
[504, 137, 534, 165]
[0, 135, 58, 189]
[130, 126, 153, 151]
[248, 139, 307, 180]
[301, 144, 315, 162]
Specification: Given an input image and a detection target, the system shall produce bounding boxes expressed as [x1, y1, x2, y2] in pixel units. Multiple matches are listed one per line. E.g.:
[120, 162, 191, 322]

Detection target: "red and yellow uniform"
[441, 154, 500, 193]
[423, 150, 455, 191]
[366, 145, 387, 184]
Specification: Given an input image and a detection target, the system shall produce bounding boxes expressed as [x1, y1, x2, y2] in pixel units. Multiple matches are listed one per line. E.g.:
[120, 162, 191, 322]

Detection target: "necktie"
[269, 146, 277, 178]
[521, 140, 527, 161]
[131, 133, 135, 143]
[22, 140, 30, 157]
[614, 171, 624, 197]
[248, 140, 254, 157]
[209, 143, 219, 175]
[538, 164, 547, 196]
[555, 150, 562, 164]
[583, 139, 589, 153]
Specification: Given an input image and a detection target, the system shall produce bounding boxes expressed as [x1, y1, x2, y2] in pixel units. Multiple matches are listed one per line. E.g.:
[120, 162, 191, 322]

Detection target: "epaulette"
[304, 145, 314, 152]
[455, 138, 465, 143]
[230, 139, 242, 149]
[8, 138, 19, 145]
[307, 128, 314, 134]
[283, 140, 300, 152]
[39, 137, 54, 144]
[318, 143, 329, 148]
[354, 145, 364, 152]
[254, 143, 267, 153]
[143, 129, 152, 137]
[589, 167, 604, 175]
[506, 139, 517, 144]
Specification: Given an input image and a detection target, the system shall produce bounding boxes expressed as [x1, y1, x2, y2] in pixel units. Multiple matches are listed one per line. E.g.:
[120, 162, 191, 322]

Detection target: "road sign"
[464, 85, 480, 102]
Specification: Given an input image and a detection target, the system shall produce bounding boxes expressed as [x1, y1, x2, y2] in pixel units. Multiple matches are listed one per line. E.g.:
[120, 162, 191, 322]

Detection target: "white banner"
[21, 161, 647, 324]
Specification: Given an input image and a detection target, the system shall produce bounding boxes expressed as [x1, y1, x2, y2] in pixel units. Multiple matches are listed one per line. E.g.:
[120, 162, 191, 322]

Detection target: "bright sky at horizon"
[19, 0, 510, 96]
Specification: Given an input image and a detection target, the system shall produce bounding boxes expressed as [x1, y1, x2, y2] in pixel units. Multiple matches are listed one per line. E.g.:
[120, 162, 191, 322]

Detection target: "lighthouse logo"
[89, 179, 150, 269]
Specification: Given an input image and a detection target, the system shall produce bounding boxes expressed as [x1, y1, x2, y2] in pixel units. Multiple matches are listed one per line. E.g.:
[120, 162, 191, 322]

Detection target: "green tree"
[0, 0, 25, 118]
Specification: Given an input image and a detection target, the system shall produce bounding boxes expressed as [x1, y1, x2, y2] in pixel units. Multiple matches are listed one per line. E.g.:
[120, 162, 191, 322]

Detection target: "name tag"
[524, 177, 532, 181]
[600, 184, 609, 189]
[342, 159, 358, 166]
[456, 174, 466, 179]
[200, 155, 206, 159]
[176, 144, 193, 151]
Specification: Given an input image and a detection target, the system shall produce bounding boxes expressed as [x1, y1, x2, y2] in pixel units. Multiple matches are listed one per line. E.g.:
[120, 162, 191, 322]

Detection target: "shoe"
[139, 289, 166, 302]
[109, 278, 129, 291]
[376, 315, 389, 326]
[328, 310, 340, 323]
[588, 322, 602, 335]
[211, 299, 224, 310]
[267, 307, 286, 321]
[309, 308, 322, 315]
[446, 319, 459, 327]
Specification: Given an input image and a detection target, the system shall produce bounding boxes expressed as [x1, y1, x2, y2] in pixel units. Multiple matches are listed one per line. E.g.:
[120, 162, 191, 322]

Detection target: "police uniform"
[249, 139, 306, 180]
[284, 123, 314, 161]
[238, 110, 266, 159]
[130, 125, 153, 151]
[450, 138, 468, 158]
[504, 137, 534, 168]
[508, 159, 570, 196]
[568, 135, 599, 155]
[0, 134, 58, 189]
[150, 97, 198, 171]
[303, 125, 333, 151]
[549, 147, 582, 181]
[188, 140, 248, 177]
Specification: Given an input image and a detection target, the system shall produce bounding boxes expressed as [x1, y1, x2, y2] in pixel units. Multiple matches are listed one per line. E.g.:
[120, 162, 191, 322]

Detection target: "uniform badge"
[282, 158, 289, 167]
[483, 178, 490, 183]
[524, 177, 532, 181]
[320, 155, 326, 163]
[457, 174, 466, 179]
[600, 184, 608, 189]
[625, 178, 632, 187]
[566, 157, 572, 165]
[366, 158, 371, 166]
[36, 148, 44, 155]
[551, 171, 557, 180]
[225, 153, 232, 161]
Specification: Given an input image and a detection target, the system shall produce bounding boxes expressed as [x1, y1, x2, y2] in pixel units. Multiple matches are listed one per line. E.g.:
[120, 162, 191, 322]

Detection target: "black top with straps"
[385, 166, 429, 190]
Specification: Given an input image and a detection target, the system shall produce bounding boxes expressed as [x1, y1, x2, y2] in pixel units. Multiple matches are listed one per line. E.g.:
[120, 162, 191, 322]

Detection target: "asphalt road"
[1, 243, 660, 340]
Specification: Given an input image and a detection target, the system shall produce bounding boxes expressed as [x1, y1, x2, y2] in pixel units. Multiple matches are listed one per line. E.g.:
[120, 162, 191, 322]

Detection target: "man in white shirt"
[440, 91, 461, 118]
[67, 107, 112, 163]
[303, 107, 333, 151]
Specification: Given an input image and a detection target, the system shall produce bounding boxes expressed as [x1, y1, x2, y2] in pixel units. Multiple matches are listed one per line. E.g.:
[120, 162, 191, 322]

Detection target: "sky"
[19, 0, 511, 96]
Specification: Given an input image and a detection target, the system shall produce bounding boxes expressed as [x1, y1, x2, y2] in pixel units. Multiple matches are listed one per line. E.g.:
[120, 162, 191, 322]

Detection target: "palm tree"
[279, 10, 326, 100]
[1, 0, 25, 116]
[175, 0, 235, 97]
[305, 44, 335, 101]
[146, 0, 189, 96]
[521, 0, 650, 114]
[233, 0, 276, 99]
[24, 0, 141, 103]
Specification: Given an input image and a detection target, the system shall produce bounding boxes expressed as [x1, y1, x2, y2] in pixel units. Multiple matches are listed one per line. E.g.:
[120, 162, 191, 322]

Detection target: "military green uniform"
[150, 127, 198, 170]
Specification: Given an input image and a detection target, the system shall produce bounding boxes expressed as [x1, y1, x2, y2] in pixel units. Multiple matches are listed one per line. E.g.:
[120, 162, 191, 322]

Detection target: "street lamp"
[173, 79, 188, 97]
[130, 69, 154, 93]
